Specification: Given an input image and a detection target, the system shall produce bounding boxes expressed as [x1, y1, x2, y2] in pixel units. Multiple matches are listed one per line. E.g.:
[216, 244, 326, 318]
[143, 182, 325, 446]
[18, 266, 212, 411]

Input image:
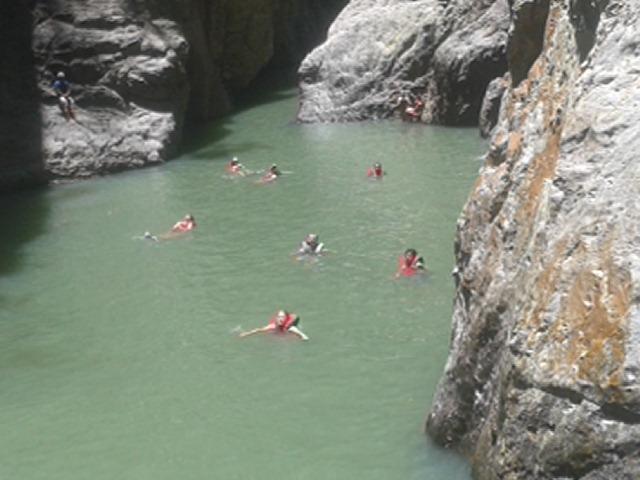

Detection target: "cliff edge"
[427, 0, 640, 478]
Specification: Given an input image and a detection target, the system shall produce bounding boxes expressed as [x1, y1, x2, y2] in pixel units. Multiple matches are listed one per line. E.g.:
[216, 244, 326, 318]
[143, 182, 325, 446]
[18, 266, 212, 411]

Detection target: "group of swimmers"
[225, 157, 282, 184]
[140, 156, 427, 342]
[231, 156, 426, 340]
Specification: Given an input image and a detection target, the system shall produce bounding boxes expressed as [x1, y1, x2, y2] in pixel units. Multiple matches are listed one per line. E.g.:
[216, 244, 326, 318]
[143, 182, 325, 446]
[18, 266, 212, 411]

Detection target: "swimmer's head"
[231, 157, 238, 165]
[404, 248, 417, 259]
[276, 310, 287, 325]
[185, 214, 194, 222]
[306, 233, 319, 243]
[57, 71, 65, 79]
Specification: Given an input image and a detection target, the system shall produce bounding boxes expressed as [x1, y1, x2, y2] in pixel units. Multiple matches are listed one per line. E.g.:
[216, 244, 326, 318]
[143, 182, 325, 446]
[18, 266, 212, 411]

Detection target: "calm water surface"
[0, 86, 485, 479]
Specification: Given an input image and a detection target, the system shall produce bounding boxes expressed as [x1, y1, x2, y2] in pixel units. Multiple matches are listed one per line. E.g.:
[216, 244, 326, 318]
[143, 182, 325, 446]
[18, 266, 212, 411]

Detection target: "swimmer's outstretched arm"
[238, 325, 273, 338]
[288, 325, 309, 341]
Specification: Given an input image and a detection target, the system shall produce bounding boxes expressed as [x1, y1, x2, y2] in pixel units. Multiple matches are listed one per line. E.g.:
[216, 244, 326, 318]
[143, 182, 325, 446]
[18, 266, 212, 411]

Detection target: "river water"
[0, 86, 485, 479]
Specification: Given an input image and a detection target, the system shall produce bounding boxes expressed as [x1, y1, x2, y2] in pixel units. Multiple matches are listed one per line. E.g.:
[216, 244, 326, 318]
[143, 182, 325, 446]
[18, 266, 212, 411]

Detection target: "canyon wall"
[427, 1, 640, 478]
[297, 0, 509, 124]
[0, 0, 346, 188]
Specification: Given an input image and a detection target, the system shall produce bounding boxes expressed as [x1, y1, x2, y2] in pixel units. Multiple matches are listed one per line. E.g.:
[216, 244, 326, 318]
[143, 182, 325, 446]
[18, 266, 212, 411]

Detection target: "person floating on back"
[51, 71, 75, 121]
[225, 156, 246, 176]
[258, 164, 281, 184]
[396, 248, 426, 278]
[298, 233, 324, 256]
[239, 310, 309, 341]
[367, 162, 384, 178]
[171, 214, 197, 233]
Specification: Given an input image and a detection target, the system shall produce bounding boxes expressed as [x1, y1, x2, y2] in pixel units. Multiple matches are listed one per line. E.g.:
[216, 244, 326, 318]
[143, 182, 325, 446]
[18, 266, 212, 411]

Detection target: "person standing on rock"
[51, 71, 75, 121]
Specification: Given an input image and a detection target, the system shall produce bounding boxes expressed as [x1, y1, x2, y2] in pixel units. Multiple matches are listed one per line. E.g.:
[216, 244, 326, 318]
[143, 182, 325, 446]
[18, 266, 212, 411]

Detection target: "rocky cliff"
[427, 0, 640, 478]
[0, 0, 346, 188]
[297, 0, 509, 123]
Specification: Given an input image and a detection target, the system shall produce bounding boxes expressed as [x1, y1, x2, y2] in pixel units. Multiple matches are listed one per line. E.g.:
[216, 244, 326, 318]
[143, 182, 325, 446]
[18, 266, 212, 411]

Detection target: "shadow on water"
[233, 67, 299, 113]
[0, 2, 50, 280]
[0, 0, 45, 190]
[181, 68, 298, 162]
[0, 189, 50, 278]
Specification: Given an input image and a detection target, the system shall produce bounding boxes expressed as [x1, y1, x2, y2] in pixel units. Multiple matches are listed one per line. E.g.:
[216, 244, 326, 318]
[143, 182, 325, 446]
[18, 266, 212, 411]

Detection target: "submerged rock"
[297, 0, 509, 124]
[428, 0, 640, 478]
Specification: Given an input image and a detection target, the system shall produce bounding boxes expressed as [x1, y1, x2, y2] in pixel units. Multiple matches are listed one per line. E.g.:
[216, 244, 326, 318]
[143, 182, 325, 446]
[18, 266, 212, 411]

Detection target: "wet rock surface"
[297, 0, 509, 124]
[428, 0, 640, 478]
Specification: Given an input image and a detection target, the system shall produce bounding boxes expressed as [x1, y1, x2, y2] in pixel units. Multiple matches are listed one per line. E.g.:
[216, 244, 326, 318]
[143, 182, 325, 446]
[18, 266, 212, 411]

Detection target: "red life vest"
[226, 163, 240, 173]
[173, 220, 195, 232]
[269, 313, 297, 332]
[261, 172, 278, 183]
[397, 255, 419, 277]
[367, 168, 383, 178]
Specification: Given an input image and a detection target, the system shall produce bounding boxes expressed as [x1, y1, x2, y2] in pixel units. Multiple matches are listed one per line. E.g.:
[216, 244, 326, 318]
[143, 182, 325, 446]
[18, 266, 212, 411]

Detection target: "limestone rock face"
[297, 0, 509, 124]
[478, 74, 508, 139]
[427, 1, 640, 478]
[33, 0, 190, 178]
[0, 0, 347, 188]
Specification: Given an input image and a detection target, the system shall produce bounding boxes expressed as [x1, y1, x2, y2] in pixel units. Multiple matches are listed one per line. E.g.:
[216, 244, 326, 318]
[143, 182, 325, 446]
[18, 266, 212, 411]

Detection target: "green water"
[0, 87, 485, 480]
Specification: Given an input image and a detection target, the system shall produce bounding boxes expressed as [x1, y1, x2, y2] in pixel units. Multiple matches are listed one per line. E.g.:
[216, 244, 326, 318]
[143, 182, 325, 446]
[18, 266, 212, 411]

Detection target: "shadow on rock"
[0, 0, 45, 190]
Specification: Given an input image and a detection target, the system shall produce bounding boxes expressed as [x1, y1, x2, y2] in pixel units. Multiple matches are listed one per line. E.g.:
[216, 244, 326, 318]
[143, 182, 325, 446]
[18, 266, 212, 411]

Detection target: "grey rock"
[425, 0, 509, 125]
[507, 0, 551, 85]
[478, 74, 508, 138]
[0, 0, 347, 187]
[428, 0, 640, 478]
[297, 0, 509, 124]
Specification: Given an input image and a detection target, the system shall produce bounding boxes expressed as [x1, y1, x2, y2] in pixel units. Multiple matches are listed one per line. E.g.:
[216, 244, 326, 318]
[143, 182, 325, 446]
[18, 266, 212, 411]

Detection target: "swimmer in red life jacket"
[171, 214, 196, 233]
[239, 310, 309, 341]
[259, 164, 281, 184]
[404, 97, 425, 122]
[367, 162, 384, 178]
[225, 157, 246, 176]
[395, 248, 426, 278]
[298, 233, 324, 256]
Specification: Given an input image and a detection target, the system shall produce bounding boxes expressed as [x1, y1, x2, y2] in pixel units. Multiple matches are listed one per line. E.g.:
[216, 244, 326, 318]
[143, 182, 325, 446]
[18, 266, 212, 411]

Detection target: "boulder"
[297, 0, 509, 125]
